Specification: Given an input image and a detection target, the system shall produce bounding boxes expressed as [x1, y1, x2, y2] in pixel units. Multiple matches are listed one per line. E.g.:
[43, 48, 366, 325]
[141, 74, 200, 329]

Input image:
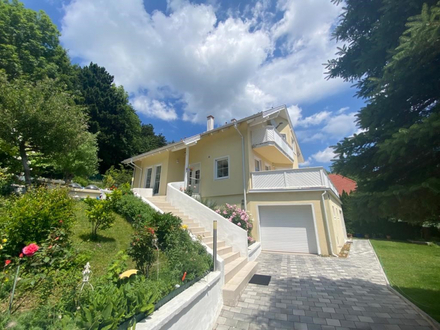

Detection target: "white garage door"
[259, 205, 318, 254]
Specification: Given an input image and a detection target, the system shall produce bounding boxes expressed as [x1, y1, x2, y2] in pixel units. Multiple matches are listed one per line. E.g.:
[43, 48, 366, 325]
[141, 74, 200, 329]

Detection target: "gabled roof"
[122, 105, 304, 164]
[328, 174, 357, 196]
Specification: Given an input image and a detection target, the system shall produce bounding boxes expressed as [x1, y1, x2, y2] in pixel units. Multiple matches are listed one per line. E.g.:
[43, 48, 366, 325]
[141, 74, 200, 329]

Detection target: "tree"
[0, 73, 96, 186]
[0, 0, 73, 83]
[327, 0, 440, 223]
[136, 124, 167, 154]
[75, 63, 143, 173]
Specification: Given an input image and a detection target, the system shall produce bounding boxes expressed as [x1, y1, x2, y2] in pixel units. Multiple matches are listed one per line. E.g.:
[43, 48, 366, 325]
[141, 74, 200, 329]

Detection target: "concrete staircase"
[146, 196, 258, 306]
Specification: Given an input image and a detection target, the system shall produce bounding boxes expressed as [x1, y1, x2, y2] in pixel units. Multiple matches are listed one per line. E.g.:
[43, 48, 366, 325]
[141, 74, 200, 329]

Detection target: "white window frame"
[254, 156, 262, 172]
[144, 166, 153, 188]
[214, 156, 230, 180]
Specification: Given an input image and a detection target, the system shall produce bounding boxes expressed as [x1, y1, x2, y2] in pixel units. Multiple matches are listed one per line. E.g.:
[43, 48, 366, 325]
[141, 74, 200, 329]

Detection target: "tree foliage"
[75, 63, 166, 173]
[327, 0, 440, 223]
[0, 0, 72, 83]
[0, 73, 97, 185]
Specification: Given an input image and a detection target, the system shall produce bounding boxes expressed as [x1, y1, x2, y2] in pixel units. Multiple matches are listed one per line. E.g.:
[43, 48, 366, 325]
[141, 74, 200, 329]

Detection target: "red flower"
[22, 243, 39, 256]
[5, 260, 11, 266]
[55, 237, 60, 241]
[19, 253, 23, 258]
[48, 245, 53, 249]
[59, 220, 63, 223]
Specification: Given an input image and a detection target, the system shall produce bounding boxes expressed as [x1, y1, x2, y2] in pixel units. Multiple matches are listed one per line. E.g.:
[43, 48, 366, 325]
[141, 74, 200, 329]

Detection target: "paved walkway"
[213, 240, 436, 330]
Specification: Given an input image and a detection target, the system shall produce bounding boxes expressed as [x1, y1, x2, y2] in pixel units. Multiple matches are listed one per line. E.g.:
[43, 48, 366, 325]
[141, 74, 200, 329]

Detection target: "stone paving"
[213, 240, 436, 330]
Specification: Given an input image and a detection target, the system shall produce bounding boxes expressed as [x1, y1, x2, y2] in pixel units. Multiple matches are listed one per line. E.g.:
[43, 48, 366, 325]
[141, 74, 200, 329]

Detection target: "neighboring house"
[328, 174, 357, 196]
[122, 106, 347, 256]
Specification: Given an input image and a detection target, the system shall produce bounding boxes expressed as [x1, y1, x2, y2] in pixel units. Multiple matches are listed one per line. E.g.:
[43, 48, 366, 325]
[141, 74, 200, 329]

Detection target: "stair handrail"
[167, 182, 249, 258]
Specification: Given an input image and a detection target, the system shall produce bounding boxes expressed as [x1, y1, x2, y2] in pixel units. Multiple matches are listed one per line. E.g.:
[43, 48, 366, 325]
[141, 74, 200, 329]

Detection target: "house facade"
[122, 106, 347, 256]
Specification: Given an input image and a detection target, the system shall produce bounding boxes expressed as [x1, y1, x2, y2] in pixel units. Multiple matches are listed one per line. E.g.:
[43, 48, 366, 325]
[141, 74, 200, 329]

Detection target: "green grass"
[71, 201, 135, 276]
[371, 239, 440, 322]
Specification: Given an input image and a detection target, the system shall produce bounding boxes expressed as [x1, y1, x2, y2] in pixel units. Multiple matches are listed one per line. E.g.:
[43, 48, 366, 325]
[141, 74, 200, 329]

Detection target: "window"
[145, 167, 152, 188]
[215, 156, 229, 180]
[254, 159, 261, 172]
[280, 133, 287, 141]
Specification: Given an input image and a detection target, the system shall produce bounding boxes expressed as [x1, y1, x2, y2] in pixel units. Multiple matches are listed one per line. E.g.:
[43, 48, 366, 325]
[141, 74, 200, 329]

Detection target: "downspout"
[234, 122, 247, 211]
[126, 162, 135, 188]
[129, 159, 143, 188]
[321, 191, 338, 257]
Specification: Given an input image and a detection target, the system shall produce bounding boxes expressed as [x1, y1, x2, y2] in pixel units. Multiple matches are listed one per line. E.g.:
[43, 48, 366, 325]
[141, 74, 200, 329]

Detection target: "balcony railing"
[251, 126, 294, 161]
[250, 167, 339, 196]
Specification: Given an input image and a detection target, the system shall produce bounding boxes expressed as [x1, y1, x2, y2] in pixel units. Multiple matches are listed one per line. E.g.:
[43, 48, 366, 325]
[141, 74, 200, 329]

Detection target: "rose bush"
[216, 204, 254, 244]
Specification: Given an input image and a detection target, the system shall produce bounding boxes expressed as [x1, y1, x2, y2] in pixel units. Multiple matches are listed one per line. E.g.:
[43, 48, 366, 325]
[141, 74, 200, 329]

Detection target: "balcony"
[251, 126, 294, 164]
[250, 167, 339, 196]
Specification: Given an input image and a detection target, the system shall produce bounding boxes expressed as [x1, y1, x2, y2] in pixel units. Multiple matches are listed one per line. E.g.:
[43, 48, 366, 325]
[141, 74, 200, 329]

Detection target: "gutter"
[234, 122, 247, 211]
[321, 191, 338, 257]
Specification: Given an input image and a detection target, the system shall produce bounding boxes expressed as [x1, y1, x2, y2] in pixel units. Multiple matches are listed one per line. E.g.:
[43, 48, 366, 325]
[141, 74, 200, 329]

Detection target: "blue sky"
[22, 0, 364, 167]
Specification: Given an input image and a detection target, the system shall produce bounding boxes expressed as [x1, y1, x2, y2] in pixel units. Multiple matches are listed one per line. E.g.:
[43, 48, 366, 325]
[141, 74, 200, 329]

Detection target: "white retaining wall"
[136, 271, 223, 330]
[167, 182, 249, 258]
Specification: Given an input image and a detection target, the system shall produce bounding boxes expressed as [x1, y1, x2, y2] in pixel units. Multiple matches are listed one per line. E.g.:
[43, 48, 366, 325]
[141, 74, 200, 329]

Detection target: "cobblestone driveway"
[213, 240, 437, 330]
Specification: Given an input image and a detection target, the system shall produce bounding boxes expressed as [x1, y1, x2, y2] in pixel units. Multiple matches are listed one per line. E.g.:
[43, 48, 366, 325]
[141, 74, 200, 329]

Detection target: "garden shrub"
[83, 198, 116, 238]
[149, 212, 182, 250]
[127, 226, 157, 276]
[216, 203, 254, 244]
[0, 167, 14, 196]
[113, 193, 155, 224]
[103, 165, 132, 189]
[72, 176, 89, 187]
[1, 187, 75, 255]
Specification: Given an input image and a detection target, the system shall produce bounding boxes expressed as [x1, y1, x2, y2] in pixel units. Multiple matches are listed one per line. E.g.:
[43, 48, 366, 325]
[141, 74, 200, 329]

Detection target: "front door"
[188, 163, 200, 194]
[153, 165, 161, 195]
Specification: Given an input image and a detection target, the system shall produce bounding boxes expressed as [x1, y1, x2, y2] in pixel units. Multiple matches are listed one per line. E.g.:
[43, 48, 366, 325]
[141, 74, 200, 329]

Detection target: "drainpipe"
[234, 122, 247, 211]
[129, 159, 143, 188]
[184, 146, 189, 189]
[126, 163, 135, 188]
[321, 191, 338, 257]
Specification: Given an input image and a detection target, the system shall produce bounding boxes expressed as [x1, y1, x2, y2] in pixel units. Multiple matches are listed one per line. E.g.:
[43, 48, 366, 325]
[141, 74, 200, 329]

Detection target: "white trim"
[144, 166, 153, 188]
[255, 202, 321, 255]
[249, 187, 341, 202]
[254, 156, 262, 172]
[214, 155, 230, 180]
[152, 163, 162, 195]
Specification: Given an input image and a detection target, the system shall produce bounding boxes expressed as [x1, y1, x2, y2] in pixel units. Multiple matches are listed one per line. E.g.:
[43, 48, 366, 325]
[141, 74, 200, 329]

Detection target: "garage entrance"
[259, 205, 319, 254]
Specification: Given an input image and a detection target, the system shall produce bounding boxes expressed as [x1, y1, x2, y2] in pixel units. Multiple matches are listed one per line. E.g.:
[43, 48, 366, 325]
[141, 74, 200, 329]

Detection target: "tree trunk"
[19, 141, 32, 187]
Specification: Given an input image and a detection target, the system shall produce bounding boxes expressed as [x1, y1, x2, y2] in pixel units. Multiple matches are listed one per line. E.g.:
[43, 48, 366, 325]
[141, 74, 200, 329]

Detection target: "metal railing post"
[213, 220, 217, 271]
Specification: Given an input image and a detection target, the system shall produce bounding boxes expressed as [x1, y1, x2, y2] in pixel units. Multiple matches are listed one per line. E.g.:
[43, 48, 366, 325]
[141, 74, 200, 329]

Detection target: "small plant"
[216, 204, 255, 244]
[127, 226, 157, 276]
[84, 198, 116, 238]
[103, 165, 133, 189]
[183, 185, 196, 196]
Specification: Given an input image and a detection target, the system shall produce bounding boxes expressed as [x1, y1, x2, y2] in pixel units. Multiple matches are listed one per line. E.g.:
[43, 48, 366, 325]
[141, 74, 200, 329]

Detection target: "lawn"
[71, 201, 135, 276]
[371, 240, 440, 322]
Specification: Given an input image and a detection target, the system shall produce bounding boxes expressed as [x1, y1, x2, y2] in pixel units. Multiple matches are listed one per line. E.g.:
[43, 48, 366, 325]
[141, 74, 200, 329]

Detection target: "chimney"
[207, 115, 214, 131]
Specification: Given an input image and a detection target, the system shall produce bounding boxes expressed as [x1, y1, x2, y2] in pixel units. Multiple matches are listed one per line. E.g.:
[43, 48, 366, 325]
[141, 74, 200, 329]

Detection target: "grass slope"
[371, 240, 440, 322]
[71, 201, 134, 276]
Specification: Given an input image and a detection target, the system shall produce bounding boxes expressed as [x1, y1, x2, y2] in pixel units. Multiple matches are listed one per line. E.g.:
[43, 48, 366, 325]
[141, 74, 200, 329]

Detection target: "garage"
[259, 205, 319, 254]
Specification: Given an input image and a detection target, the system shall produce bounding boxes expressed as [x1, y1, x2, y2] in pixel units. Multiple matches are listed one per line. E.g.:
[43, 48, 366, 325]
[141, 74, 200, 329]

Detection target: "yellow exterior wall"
[247, 191, 331, 256]
[327, 193, 346, 253]
[133, 152, 171, 196]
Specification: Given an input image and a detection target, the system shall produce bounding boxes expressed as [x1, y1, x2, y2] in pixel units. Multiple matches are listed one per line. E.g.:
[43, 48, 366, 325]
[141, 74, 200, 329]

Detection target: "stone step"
[224, 257, 248, 283]
[218, 245, 232, 256]
[188, 227, 205, 234]
[223, 261, 258, 306]
[221, 251, 240, 265]
[205, 240, 226, 249]
[202, 235, 213, 243]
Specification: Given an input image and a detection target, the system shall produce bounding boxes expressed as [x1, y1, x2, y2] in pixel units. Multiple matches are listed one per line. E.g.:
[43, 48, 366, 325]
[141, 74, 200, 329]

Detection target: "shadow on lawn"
[78, 233, 116, 243]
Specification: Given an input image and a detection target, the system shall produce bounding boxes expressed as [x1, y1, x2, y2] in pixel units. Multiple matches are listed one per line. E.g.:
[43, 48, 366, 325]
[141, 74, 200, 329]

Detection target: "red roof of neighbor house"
[328, 174, 357, 196]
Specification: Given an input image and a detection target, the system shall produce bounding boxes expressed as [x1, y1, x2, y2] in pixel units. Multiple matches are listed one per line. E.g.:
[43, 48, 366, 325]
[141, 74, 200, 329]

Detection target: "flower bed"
[0, 187, 212, 329]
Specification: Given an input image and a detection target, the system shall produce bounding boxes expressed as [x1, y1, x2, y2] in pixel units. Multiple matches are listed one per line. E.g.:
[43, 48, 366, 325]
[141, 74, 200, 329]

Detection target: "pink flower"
[237, 222, 241, 226]
[223, 211, 227, 215]
[22, 243, 39, 256]
[5, 260, 11, 266]
[215, 209, 220, 213]
[19, 253, 23, 258]
[241, 215, 245, 220]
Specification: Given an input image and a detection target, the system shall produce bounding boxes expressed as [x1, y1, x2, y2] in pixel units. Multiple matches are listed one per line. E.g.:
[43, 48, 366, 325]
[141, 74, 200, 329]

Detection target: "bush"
[1, 187, 75, 255]
[216, 203, 254, 244]
[83, 198, 116, 238]
[0, 168, 13, 196]
[103, 165, 132, 189]
[72, 176, 89, 187]
[128, 226, 157, 276]
[113, 193, 155, 224]
[149, 212, 182, 250]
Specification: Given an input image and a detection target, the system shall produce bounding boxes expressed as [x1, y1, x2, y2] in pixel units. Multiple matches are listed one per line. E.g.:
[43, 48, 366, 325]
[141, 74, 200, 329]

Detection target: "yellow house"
[122, 105, 347, 257]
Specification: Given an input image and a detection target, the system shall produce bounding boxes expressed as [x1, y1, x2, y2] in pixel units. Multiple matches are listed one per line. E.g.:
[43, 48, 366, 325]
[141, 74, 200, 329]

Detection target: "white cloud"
[297, 111, 331, 127]
[337, 106, 349, 114]
[311, 146, 335, 163]
[61, 0, 348, 123]
[132, 96, 178, 121]
[322, 112, 357, 137]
